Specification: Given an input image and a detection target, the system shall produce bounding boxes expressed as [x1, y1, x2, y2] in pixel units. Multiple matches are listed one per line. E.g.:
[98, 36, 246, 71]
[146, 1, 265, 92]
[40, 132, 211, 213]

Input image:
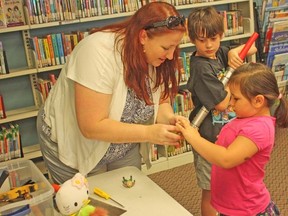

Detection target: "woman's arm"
[156, 97, 175, 124]
[75, 83, 181, 145]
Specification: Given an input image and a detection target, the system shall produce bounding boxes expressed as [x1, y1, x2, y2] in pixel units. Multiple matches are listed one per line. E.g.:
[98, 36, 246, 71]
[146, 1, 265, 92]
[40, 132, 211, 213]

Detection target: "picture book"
[266, 0, 288, 8]
[274, 70, 284, 82]
[270, 20, 288, 44]
[277, 79, 288, 96]
[271, 52, 288, 72]
[261, 5, 288, 33]
[266, 43, 288, 67]
[0, 0, 7, 28]
[3, 0, 25, 27]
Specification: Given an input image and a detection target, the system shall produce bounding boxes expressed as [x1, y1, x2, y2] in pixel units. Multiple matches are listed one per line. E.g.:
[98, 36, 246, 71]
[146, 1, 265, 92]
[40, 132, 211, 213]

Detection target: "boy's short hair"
[187, 6, 224, 41]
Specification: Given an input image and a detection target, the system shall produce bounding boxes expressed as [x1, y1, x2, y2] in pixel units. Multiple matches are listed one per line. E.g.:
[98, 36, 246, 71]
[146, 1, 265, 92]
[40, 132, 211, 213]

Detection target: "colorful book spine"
[29, 37, 42, 68]
[0, 95, 6, 119]
[56, 33, 65, 64]
[51, 34, 60, 65]
[43, 37, 52, 66]
[0, 41, 7, 74]
[46, 34, 56, 66]
[38, 37, 48, 67]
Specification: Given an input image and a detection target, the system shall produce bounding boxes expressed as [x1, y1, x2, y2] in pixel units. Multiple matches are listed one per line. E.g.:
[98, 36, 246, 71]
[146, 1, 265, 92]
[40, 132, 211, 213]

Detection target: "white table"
[87, 166, 193, 216]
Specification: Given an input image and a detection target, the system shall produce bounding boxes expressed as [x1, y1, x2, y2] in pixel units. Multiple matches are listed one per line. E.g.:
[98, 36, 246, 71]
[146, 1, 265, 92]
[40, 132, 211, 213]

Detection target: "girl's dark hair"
[187, 6, 224, 41]
[228, 62, 288, 128]
[90, 2, 186, 104]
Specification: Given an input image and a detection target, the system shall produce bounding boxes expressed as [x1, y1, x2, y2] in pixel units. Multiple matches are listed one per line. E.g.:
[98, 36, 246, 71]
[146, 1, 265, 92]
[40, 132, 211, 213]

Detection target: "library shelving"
[0, 0, 255, 175]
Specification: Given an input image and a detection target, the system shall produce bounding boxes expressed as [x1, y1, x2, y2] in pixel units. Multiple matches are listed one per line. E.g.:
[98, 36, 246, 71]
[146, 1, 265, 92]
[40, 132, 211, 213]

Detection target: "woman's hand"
[168, 114, 188, 126]
[145, 124, 182, 146]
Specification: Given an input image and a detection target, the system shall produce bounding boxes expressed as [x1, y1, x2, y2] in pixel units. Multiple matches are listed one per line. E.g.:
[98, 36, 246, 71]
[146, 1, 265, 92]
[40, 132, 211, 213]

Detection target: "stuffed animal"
[76, 205, 108, 216]
[55, 173, 89, 215]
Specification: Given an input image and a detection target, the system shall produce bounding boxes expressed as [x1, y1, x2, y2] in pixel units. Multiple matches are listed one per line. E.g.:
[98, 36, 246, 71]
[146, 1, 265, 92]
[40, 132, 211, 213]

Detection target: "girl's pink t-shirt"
[211, 116, 276, 215]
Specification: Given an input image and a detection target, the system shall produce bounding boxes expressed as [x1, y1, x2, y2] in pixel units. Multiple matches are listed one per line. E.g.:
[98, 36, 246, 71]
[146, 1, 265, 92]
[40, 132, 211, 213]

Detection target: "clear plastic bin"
[0, 159, 54, 215]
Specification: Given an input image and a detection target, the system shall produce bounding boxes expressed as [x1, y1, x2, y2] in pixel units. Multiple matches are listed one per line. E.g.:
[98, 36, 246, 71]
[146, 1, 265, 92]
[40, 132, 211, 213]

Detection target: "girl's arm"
[176, 119, 258, 168]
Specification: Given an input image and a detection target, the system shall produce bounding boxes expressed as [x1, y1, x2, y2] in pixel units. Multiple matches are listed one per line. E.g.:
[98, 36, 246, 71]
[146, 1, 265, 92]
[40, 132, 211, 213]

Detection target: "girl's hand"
[176, 118, 201, 143]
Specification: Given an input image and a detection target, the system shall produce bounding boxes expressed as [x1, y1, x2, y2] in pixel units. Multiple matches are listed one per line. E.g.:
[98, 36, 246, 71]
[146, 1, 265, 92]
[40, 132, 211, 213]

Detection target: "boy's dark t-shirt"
[187, 46, 230, 143]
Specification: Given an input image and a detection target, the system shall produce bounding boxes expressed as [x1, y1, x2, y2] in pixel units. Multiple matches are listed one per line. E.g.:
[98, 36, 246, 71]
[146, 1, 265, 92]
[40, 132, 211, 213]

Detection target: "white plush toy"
[55, 173, 90, 215]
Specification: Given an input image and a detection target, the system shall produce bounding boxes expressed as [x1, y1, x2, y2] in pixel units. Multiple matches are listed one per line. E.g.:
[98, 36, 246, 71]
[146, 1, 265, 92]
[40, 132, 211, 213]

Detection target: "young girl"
[177, 62, 288, 215]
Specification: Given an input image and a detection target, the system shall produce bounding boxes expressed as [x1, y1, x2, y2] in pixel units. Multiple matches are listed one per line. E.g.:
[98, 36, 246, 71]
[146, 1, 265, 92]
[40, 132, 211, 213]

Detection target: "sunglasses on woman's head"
[144, 15, 185, 30]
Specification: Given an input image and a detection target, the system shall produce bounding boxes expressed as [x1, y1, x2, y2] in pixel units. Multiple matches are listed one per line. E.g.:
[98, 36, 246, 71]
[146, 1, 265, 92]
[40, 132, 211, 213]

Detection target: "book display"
[260, 0, 288, 99]
[0, 0, 255, 175]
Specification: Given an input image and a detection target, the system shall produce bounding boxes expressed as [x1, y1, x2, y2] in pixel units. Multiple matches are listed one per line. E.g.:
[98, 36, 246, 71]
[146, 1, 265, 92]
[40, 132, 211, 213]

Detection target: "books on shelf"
[0, 124, 22, 162]
[218, 9, 244, 37]
[29, 31, 90, 68]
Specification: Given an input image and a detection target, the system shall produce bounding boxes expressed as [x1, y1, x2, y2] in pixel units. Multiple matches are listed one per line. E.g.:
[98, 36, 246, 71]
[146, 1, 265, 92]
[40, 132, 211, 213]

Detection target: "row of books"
[262, 6, 288, 54]
[0, 124, 22, 162]
[29, 31, 88, 68]
[0, 41, 9, 75]
[150, 140, 193, 161]
[167, 139, 193, 157]
[0, 0, 215, 27]
[220, 9, 244, 37]
[172, 89, 194, 118]
[24, 0, 215, 24]
[178, 51, 192, 83]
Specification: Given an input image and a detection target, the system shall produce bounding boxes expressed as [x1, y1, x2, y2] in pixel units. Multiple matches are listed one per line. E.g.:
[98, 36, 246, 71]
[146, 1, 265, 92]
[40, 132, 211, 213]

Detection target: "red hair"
[90, 2, 186, 104]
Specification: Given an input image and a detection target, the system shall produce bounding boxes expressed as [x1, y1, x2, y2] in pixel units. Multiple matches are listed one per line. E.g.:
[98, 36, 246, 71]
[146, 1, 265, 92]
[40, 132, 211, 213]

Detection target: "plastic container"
[0, 159, 54, 215]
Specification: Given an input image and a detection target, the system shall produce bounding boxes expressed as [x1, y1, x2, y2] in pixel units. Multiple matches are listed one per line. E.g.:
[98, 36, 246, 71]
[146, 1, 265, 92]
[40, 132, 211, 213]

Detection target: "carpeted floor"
[148, 127, 288, 216]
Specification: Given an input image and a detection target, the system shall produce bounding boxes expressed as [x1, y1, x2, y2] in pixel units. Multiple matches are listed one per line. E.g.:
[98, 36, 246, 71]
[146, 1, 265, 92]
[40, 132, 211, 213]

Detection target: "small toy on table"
[122, 176, 135, 188]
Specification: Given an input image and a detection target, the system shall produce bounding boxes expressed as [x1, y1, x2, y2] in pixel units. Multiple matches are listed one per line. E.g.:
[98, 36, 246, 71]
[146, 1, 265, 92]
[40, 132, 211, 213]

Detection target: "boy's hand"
[228, 48, 243, 69]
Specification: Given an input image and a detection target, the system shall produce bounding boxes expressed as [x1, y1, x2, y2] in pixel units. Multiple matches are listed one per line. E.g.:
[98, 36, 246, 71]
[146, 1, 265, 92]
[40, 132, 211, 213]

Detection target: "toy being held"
[55, 173, 89, 215]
